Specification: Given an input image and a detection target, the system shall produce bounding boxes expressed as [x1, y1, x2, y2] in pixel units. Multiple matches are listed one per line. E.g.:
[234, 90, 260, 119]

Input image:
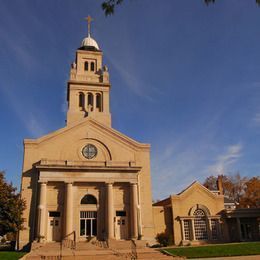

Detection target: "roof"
[224, 197, 236, 204]
[81, 35, 100, 50]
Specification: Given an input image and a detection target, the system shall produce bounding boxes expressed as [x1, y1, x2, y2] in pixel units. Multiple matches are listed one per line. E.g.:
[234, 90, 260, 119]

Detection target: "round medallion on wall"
[82, 144, 98, 159]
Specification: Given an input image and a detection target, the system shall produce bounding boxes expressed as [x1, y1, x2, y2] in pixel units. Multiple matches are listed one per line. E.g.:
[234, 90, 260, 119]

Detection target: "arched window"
[79, 92, 85, 110]
[91, 62, 95, 71]
[80, 194, 97, 204]
[84, 61, 89, 71]
[87, 93, 93, 111]
[96, 93, 102, 112]
[193, 209, 208, 240]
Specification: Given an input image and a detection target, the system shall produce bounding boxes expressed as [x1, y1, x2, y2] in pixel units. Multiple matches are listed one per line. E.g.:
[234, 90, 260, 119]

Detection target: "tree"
[102, 0, 260, 16]
[203, 173, 246, 202]
[228, 172, 247, 204]
[0, 171, 26, 237]
[102, 0, 123, 16]
[203, 173, 260, 208]
[203, 175, 218, 190]
[239, 177, 260, 208]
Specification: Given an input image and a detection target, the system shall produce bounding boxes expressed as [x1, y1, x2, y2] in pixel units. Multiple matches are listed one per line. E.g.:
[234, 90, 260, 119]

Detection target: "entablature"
[35, 159, 140, 172]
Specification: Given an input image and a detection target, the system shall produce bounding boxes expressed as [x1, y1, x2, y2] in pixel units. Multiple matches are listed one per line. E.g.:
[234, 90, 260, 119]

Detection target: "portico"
[35, 159, 142, 242]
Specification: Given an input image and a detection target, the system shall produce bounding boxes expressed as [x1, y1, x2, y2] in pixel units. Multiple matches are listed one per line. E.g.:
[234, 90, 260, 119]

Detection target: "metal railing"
[59, 231, 76, 260]
[62, 231, 76, 250]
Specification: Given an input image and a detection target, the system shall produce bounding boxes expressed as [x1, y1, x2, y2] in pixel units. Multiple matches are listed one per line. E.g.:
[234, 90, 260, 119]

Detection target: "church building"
[18, 19, 260, 251]
[19, 20, 154, 249]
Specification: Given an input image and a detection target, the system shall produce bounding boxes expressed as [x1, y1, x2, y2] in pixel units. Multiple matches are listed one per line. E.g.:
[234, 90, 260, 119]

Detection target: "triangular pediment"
[24, 118, 150, 164]
[25, 117, 149, 150]
[173, 181, 218, 200]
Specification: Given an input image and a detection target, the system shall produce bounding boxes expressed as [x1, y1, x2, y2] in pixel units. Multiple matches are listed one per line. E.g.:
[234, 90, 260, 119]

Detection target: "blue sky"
[0, 0, 260, 200]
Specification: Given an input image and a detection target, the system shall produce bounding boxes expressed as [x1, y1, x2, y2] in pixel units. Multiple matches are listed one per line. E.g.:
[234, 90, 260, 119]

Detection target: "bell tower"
[67, 16, 111, 126]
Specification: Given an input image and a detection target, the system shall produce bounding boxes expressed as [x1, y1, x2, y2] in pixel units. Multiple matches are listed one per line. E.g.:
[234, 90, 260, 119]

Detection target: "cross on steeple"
[85, 15, 93, 37]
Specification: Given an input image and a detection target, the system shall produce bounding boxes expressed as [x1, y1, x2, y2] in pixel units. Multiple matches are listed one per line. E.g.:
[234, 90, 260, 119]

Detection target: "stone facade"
[18, 34, 154, 249]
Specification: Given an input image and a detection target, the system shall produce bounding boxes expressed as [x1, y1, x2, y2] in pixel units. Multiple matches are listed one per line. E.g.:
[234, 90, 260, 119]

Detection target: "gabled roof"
[24, 117, 150, 151]
[173, 181, 220, 199]
[153, 197, 171, 206]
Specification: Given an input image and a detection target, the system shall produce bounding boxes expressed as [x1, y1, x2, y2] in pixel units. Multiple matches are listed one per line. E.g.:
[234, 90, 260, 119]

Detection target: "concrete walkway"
[190, 255, 260, 260]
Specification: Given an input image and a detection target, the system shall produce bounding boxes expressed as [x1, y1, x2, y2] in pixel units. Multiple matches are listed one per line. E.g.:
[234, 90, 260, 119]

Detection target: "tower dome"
[81, 35, 100, 50]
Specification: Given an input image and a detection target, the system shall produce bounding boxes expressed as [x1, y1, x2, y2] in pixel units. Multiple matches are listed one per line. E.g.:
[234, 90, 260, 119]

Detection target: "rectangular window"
[116, 211, 126, 216]
[80, 219, 85, 236]
[80, 211, 97, 237]
[49, 211, 60, 217]
[86, 219, 91, 236]
[194, 218, 208, 240]
[183, 220, 191, 240]
[211, 219, 218, 240]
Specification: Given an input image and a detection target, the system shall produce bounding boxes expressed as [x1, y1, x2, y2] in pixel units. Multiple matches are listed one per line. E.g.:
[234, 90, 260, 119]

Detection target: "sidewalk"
[190, 255, 260, 260]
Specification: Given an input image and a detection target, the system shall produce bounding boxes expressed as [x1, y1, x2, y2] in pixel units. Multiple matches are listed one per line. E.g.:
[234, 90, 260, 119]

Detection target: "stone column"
[38, 182, 47, 241]
[131, 183, 138, 239]
[236, 218, 242, 241]
[93, 93, 97, 112]
[107, 183, 114, 239]
[191, 219, 196, 240]
[180, 219, 185, 241]
[84, 93, 89, 112]
[65, 182, 73, 237]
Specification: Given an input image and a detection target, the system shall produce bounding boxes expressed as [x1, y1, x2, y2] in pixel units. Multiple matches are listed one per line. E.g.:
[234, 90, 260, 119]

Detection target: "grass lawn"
[0, 252, 27, 260]
[163, 242, 260, 259]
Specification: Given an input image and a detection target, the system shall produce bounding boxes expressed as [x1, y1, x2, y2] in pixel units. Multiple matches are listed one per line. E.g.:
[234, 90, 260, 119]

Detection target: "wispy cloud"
[27, 113, 46, 137]
[106, 54, 155, 101]
[253, 113, 260, 126]
[207, 144, 242, 176]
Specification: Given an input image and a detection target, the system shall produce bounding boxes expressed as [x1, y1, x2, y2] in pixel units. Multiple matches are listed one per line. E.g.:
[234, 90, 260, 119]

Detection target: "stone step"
[25, 241, 177, 260]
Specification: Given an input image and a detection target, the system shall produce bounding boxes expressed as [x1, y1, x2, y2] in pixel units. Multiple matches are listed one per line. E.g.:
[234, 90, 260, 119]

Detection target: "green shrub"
[155, 232, 173, 247]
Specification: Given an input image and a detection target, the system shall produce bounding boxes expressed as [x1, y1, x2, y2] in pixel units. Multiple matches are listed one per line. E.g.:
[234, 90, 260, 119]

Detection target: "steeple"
[66, 18, 111, 126]
[85, 15, 93, 37]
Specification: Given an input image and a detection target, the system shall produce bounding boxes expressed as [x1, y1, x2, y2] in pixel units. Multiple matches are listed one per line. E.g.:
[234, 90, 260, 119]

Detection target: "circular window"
[82, 144, 97, 159]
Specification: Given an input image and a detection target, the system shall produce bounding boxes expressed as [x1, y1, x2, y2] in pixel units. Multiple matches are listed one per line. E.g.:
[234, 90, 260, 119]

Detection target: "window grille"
[80, 211, 97, 219]
[211, 219, 218, 240]
[183, 220, 191, 240]
[194, 209, 208, 240]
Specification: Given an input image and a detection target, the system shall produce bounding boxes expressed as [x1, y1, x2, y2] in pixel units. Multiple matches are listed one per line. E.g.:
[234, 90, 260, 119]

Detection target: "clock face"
[82, 144, 97, 159]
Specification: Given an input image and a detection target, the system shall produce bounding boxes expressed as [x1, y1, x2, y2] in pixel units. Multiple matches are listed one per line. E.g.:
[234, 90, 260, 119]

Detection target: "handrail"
[62, 231, 76, 250]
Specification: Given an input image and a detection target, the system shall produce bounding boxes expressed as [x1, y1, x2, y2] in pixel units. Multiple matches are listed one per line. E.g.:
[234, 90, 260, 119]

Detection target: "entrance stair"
[23, 240, 182, 259]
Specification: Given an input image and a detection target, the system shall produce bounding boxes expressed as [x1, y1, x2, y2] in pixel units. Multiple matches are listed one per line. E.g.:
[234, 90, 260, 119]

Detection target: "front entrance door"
[115, 211, 128, 240]
[80, 211, 97, 238]
[47, 211, 61, 241]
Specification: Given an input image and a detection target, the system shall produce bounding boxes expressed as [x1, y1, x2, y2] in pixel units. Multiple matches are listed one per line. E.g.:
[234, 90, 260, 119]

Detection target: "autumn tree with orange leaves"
[203, 173, 259, 208]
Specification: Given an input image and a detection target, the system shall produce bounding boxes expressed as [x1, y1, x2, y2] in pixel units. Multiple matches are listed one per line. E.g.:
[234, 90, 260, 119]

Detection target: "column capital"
[130, 182, 138, 186]
[39, 181, 47, 185]
[106, 182, 114, 186]
[65, 181, 74, 185]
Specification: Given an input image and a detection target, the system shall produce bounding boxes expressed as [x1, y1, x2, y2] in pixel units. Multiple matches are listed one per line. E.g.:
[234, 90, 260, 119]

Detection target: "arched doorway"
[80, 194, 97, 238]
